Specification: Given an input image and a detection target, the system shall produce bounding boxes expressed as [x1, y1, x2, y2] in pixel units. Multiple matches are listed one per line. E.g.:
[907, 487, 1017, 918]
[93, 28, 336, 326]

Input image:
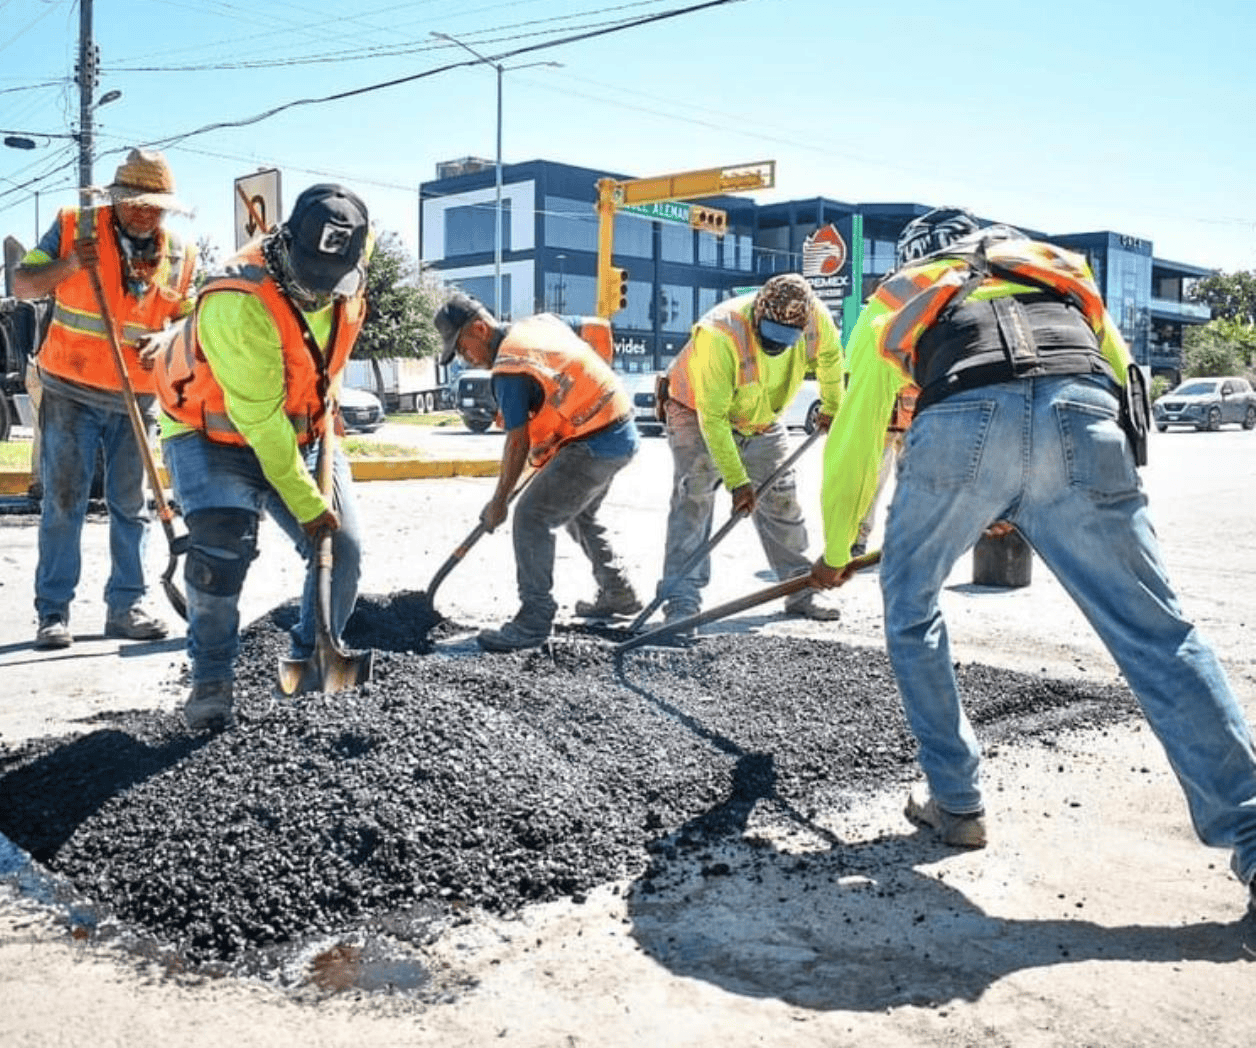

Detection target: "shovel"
[276, 410, 374, 695]
[615, 549, 882, 654]
[627, 424, 827, 633]
[81, 248, 188, 619]
[414, 465, 541, 629]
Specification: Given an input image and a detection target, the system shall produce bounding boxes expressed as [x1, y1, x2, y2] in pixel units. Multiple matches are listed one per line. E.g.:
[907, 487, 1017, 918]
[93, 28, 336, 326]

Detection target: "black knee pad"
[185, 508, 259, 598]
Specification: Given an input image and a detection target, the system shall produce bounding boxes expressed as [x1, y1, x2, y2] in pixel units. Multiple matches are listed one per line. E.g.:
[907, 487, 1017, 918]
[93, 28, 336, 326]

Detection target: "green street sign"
[620, 201, 692, 224]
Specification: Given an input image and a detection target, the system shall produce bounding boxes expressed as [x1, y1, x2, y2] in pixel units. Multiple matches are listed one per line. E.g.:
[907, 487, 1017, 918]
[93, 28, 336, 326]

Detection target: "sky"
[2, 0, 1254, 275]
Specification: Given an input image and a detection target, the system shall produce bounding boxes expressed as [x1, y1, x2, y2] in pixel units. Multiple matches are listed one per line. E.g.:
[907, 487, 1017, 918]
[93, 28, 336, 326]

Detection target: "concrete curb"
[0, 458, 501, 495]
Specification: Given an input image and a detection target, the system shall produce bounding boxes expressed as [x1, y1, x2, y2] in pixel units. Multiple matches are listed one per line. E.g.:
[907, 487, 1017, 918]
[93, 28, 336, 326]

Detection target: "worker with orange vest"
[150, 184, 371, 731]
[14, 148, 196, 652]
[810, 207, 1256, 921]
[655, 273, 845, 629]
[434, 291, 640, 651]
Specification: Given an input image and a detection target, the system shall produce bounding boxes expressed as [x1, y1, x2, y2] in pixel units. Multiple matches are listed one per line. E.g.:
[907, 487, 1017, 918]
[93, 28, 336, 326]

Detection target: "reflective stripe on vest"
[667, 293, 823, 422]
[493, 313, 630, 466]
[154, 241, 365, 446]
[874, 239, 1107, 379]
[38, 206, 195, 395]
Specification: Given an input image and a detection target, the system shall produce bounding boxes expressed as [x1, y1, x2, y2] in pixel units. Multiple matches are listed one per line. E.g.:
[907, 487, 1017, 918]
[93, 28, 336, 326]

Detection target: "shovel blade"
[276, 644, 374, 697]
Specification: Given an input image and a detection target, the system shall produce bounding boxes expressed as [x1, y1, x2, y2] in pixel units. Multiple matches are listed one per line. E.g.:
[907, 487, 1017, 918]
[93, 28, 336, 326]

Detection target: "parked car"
[338, 386, 386, 433]
[622, 371, 664, 436]
[781, 379, 823, 434]
[1152, 376, 1256, 432]
[451, 368, 498, 433]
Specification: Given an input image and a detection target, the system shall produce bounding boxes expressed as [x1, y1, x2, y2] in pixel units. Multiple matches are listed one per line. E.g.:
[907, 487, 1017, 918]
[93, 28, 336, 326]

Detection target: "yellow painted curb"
[0, 459, 500, 496]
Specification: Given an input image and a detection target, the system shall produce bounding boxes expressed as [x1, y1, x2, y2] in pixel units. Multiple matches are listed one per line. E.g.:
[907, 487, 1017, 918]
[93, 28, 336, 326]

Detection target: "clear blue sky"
[3, 0, 1253, 274]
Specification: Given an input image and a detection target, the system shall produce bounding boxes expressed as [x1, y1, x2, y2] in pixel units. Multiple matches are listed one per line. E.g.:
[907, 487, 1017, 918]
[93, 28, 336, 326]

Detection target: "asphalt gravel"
[0, 591, 1140, 980]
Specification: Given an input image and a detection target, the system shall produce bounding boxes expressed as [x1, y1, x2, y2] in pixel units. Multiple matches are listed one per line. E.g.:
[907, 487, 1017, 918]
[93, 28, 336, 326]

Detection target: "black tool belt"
[914, 293, 1117, 413]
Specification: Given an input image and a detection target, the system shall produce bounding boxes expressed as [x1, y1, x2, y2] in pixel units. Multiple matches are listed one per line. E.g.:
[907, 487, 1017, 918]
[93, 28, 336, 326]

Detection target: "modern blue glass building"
[421, 157, 1209, 382]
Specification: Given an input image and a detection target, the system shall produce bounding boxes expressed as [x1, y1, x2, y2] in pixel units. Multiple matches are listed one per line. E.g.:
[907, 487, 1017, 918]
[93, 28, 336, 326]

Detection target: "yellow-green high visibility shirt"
[159, 291, 339, 524]
[820, 271, 1133, 568]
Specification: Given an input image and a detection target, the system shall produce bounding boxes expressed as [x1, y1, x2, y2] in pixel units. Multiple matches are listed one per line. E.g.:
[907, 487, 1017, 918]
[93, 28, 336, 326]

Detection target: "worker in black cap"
[150, 184, 372, 730]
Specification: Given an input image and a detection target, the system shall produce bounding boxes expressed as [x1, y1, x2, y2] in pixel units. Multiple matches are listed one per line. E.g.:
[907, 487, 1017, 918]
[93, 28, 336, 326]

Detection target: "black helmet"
[895, 207, 979, 269]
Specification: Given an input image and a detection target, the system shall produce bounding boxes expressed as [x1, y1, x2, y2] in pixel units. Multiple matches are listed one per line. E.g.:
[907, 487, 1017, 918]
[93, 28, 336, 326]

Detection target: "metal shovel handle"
[628, 423, 827, 633]
[81, 249, 188, 619]
[616, 549, 882, 654]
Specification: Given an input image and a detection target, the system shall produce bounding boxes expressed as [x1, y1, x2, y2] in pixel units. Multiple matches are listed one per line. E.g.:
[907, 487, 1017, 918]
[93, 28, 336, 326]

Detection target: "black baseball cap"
[435, 291, 489, 364]
[285, 183, 369, 297]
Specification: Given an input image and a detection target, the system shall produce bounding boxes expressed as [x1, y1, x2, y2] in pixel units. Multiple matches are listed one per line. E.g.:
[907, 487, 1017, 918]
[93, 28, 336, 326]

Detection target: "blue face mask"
[757, 318, 803, 356]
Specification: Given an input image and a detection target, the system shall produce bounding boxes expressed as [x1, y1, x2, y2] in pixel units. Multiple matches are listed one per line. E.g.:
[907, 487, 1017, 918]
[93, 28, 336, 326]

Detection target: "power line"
[88, 0, 743, 158]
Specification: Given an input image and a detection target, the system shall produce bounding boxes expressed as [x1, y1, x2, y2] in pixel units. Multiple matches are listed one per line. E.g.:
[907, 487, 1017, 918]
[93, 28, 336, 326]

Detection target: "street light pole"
[431, 32, 560, 320]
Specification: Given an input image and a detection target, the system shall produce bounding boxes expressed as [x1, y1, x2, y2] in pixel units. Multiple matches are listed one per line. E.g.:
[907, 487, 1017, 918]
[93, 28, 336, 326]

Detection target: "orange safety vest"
[493, 313, 630, 465]
[37, 206, 195, 395]
[873, 238, 1107, 378]
[154, 240, 365, 446]
[666, 293, 823, 419]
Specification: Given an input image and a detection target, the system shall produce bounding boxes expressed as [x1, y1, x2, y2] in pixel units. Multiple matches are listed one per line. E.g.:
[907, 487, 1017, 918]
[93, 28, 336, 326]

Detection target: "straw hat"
[105, 148, 190, 214]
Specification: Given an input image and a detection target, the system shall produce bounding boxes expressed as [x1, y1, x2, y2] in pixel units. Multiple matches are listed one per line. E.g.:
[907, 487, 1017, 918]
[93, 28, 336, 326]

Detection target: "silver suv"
[1152, 376, 1256, 432]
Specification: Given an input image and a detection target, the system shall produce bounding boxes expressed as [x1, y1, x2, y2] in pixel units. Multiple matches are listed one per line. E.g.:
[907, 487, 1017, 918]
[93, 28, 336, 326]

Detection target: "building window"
[660, 224, 694, 264]
[698, 231, 720, 267]
[453, 275, 512, 319]
[543, 272, 596, 315]
[697, 286, 720, 317]
[613, 213, 654, 259]
[657, 283, 694, 333]
[543, 196, 598, 252]
[445, 201, 511, 257]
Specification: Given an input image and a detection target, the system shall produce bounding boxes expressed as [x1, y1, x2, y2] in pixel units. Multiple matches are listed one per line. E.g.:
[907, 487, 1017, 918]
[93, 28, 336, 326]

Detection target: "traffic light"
[600, 265, 629, 317]
[689, 205, 728, 236]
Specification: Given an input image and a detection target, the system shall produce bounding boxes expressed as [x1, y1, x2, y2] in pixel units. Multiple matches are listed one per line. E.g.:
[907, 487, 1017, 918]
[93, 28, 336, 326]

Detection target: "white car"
[621, 371, 665, 436]
[339, 386, 386, 433]
[781, 379, 823, 434]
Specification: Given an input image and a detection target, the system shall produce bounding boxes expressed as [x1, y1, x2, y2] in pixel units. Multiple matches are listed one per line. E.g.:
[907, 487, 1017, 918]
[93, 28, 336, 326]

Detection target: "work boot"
[183, 681, 235, 732]
[783, 594, 842, 621]
[662, 602, 699, 639]
[105, 605, 169, 641]
[477, 616, 551, 653]
[574, 584, 642, 619]
[904, 785, 987, 848]
[34, 614, 72, 651]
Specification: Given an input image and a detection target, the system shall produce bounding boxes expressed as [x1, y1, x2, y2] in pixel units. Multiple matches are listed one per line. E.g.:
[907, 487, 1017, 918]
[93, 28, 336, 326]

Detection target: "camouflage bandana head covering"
[752, 273, 812, 330]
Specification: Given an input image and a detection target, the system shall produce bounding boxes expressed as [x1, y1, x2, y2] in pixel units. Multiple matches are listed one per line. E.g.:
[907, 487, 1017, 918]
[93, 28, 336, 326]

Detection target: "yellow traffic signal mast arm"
[594, 161, 776, 319]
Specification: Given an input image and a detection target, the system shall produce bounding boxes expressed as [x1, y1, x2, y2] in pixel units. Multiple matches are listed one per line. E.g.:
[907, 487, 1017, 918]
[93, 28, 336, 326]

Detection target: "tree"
[1187, 270, 1256, 326]
[356, 232, 444, 359]
[1182, 317, 1256, 378]
[193, 235, 222, 289]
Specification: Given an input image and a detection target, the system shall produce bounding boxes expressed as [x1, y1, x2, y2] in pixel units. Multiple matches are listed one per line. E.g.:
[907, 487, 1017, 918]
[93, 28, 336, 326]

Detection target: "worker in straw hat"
[13, 147, 197, 652]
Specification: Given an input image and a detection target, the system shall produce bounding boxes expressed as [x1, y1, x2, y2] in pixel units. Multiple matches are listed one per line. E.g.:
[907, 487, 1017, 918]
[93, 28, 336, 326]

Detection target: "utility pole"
[77, 0, 96, 205]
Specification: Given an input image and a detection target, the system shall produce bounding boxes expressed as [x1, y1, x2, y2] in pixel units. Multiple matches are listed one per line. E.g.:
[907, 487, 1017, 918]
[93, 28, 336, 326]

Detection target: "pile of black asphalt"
[0, 591, 1139, 979]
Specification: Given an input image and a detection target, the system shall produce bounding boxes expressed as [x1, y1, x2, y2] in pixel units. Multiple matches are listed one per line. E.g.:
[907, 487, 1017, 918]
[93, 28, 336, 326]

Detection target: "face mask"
[757, 318, 803, 356]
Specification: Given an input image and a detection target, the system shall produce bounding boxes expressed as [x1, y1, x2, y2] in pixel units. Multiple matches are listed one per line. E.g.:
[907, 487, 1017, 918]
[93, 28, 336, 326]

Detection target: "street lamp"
[431, 30, 559, 319]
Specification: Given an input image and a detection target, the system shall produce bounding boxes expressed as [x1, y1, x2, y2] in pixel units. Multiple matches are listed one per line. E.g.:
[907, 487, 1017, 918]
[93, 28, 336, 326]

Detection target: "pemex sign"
[801, 223, 850, 311]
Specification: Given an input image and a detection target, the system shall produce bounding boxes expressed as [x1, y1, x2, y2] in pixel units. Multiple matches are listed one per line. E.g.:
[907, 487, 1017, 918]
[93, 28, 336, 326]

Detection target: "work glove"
[481, 496, 509, 533]
[731, 482, 756, 516]
[134, 321, 184, 371]
[72, 237, 100, 271]
[302, 507, 340, 542]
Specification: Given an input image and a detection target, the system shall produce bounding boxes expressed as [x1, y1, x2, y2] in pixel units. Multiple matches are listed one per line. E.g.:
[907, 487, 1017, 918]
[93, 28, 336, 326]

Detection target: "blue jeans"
[35, 387, 152, 620]
[658, 401, 811, 614]
[511, 440, 635, 627]
[163, 433, 361, 685]
[882, 374, 1256, 884]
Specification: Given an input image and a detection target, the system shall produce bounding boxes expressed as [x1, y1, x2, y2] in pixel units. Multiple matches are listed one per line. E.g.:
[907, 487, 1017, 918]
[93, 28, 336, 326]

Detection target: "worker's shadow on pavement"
[0, 727, 204, 865]
[626, 752, 1253, 1011]
[611, 660, 1252, 1011]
